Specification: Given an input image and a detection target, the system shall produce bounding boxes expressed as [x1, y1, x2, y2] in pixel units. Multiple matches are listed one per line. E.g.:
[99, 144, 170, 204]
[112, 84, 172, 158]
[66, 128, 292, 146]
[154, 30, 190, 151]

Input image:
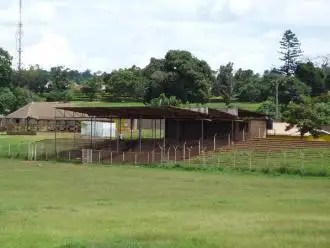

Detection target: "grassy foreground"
[0, 160, 330, 248]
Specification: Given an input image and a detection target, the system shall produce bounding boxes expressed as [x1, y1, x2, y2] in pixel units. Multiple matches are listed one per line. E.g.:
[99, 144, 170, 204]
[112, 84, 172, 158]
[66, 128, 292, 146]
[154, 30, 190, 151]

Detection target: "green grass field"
[0, 133, 74, 159]
[75, 101, 261, 111]
[0, 160, 329, 248]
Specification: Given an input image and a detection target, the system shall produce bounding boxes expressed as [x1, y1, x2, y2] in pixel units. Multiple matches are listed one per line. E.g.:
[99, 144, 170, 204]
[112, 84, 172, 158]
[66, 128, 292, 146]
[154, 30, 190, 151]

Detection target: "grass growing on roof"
[0, 159, 330, 248]
[73, 101, 261, 111]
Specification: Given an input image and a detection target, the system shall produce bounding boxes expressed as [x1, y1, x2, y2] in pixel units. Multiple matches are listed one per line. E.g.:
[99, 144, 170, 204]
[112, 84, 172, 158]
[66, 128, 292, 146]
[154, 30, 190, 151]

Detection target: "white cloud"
[24, 33, 76, 68]
[0, 0, 330, 73]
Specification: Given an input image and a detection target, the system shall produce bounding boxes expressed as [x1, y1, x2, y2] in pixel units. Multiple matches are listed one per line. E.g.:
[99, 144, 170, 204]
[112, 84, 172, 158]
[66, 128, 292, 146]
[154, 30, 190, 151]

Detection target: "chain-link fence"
[190, 148, 330, 175]
[1, 134, 329, 176]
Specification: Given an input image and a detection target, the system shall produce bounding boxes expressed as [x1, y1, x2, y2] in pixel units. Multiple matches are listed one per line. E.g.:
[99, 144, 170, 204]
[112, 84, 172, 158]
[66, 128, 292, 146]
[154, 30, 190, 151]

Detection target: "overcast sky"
[1, 0, 330, 73]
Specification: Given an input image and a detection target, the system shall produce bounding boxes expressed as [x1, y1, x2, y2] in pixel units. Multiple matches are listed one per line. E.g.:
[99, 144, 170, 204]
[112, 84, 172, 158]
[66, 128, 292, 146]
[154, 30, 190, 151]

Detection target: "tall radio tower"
[17, 0, 23, 72]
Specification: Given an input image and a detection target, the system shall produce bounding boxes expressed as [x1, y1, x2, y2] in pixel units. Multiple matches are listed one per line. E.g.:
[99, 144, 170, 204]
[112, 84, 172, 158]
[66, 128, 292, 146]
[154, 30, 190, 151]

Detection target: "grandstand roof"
[57, 106, 267, 121]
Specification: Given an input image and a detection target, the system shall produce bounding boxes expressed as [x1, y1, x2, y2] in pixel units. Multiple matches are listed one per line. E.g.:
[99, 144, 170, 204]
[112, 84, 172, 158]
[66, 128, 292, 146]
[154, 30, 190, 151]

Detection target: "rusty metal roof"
[57, 106, 238, 120]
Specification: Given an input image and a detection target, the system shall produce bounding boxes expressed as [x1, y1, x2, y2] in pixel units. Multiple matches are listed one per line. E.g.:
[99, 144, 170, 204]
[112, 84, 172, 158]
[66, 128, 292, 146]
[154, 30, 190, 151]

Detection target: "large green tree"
[105, 66, 145, 98]
[12, 87, 43, 110]
[45, 66, 73, 101]
[0, 88, 16, 114]
[12, 65, 50, 93]
[284, 97, 330, 138]
[213, 62, 235, 106]
[81, 75, 104, 101]
[257, 100, 279, 120]
[295, 62, 326, 97]
[144, 50, 213, 103]
[277, 76, 311, 105]
[0, 48, 12, 88]
[279, 30, 303, 75]
[234, 69, 266, 102]
[149, 93, 182, 107]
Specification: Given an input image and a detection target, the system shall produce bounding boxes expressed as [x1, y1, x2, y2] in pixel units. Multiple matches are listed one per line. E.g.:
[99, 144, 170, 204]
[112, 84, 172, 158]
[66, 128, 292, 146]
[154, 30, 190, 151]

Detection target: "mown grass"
[75, 101, 144, 107]
[0, 160, 330, 248]
[74, 101, 261, 111]
[0, 133, 74, 159]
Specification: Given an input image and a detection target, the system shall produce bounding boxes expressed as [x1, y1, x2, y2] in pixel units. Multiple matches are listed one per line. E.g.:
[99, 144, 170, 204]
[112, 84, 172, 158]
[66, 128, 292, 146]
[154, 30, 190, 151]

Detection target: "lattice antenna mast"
[17, 0, 23, 72]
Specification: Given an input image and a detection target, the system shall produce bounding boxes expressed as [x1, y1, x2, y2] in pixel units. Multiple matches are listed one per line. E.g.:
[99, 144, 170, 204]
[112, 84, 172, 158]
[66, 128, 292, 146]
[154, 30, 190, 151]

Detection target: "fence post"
[300, 150, 305, 172]
[8, 144, 11, 158]
[148, 152, 150, 164]
[198, 140, 201, 155]
[188, 148, 191, 167]
[320, 152, 324, 173]
[99, 151, 101, 164]
[134, 152, 137, 165]
[249, 151, 252, 170]
[183, 142, 186, 161]
[122, 152, 125, 163]
[243, 129, 245, 142]
[228, 134, 231, 146]
[202, 150, 206, 166]
[110, 152, 113, 164]
[152, 150, 155, 163]
[18, 143, 21, 158]
[213, 134, 217, 151]
[34, 144, 37, 161]
[69, 151, 71, 161]
[174, 146, 178, 164]
[233, 149, 236, 168]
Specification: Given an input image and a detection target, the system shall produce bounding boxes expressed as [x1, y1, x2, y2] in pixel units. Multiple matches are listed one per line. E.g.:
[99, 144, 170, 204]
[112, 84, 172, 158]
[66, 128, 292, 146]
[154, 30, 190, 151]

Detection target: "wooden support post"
[110, 117, 113, 151]
[154, 120, 157, 147]
[176, 120, 180, 143]
[163, 117, 166, 152]
[159, 119, 162, 140]
[183, 142, 186, 161]
[139, 117, 142, 152]
[201, 120, 204, 151]
[130, 119, 133, 142]
[213, 134, 217, 151]
[90, 117, 93, 149]
[231, 121, 234, 143]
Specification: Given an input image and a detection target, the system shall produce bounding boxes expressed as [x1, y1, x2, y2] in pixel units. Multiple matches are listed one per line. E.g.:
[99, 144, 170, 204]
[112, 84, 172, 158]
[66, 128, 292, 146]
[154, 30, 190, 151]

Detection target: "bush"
[6, 131, 37, 136]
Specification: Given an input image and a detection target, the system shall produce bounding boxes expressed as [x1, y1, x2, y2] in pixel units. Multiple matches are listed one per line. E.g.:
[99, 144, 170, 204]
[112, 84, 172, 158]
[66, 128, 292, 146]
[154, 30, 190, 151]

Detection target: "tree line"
[0, 29, 329, 136]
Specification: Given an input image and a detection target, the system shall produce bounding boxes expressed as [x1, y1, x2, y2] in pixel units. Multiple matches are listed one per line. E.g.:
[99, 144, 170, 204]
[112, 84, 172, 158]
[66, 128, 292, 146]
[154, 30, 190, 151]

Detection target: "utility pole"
[17, 0, 23, 81]
[275, 72, 287, 122]
[275, 79, 279, 121]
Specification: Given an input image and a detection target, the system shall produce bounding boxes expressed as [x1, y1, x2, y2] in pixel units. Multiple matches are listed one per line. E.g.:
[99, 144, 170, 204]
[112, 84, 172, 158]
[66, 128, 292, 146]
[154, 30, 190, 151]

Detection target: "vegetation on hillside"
[0, 29, 329, 134]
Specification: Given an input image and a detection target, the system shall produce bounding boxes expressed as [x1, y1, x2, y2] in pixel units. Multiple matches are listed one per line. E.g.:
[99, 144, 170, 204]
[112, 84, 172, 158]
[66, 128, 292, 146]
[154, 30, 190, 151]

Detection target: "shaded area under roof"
[57, 106, 238, 120]
[237, 108, 267, 118]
